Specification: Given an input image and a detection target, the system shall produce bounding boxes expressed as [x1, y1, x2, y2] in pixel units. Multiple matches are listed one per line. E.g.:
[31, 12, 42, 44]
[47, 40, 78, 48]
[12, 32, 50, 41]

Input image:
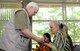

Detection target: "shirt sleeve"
[53, 32, 65, 50]
[56, 31, 66, 50]
[54, 33, 61, 49]
[14, 10, 29, 29]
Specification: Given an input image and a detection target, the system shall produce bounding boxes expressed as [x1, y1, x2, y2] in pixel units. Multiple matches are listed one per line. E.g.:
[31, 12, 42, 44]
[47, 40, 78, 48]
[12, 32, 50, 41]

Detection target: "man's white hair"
[26, 2, 39, 11]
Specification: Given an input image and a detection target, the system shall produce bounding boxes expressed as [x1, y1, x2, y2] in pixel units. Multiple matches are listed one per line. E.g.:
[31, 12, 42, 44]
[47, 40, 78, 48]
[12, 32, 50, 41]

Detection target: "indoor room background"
[0, 0, 80, 50]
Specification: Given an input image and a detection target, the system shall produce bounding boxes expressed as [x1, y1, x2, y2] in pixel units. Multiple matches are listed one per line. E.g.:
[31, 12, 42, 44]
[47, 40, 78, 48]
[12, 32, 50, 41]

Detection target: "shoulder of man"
[15, 9, 25, 14]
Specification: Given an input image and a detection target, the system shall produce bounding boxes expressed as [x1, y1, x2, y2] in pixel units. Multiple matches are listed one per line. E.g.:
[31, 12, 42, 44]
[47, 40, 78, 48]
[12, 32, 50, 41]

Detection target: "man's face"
[28, 7, 38, 16]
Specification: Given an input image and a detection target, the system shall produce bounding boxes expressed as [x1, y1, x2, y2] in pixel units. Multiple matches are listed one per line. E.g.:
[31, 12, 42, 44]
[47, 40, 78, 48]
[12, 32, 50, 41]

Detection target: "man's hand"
[36, 37, 44, 43]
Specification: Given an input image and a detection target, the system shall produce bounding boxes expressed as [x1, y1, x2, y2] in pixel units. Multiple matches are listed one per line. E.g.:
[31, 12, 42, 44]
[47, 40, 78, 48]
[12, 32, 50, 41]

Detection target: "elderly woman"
[44, 21, 71, 51]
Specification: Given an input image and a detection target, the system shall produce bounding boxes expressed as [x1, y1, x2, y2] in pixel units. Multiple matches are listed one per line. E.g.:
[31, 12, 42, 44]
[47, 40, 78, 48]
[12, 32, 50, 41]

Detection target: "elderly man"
[0, 2, 44, 51]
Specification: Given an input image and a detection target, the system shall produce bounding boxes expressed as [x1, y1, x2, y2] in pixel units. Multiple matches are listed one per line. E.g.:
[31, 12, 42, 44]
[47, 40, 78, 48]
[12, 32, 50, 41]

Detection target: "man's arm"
[20, 28, 44, 43]
[14, 10, 44, 43]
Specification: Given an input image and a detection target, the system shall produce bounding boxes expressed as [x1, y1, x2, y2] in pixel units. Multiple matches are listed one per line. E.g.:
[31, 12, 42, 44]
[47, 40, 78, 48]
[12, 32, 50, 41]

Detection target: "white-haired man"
[0, 2, 44, 51]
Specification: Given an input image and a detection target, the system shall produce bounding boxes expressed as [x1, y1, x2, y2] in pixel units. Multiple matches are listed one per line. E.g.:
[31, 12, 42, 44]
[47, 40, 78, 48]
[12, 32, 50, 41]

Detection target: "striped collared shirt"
[52, 31, 71, 51]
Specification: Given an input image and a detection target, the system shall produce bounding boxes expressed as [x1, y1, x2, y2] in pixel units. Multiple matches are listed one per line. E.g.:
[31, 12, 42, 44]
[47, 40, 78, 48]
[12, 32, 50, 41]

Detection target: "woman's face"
[50, 23, 58, 35]
[44, 35, 49, 42]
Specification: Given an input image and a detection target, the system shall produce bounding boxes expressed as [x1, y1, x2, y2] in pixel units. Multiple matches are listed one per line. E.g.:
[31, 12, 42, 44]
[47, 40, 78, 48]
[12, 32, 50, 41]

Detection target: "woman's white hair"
[26, 2, 39, 11]
[49, 21, 60, 27]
